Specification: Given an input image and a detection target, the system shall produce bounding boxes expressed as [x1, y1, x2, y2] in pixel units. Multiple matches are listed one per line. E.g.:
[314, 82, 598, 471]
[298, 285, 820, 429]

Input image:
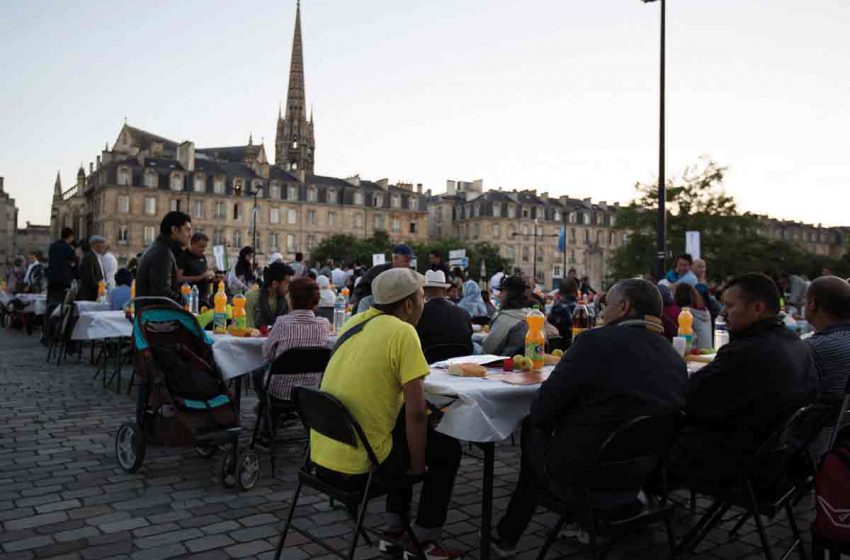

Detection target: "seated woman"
[482, 276, 545, 356]
[673, 282, 713, 349]
[547, 277, 579, 341]
[314, 275, 336, 322]
[458, 280, 489, 320]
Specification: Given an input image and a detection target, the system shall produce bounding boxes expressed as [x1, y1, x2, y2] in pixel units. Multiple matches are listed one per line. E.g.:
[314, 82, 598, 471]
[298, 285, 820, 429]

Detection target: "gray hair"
[610, 279, 663, 318]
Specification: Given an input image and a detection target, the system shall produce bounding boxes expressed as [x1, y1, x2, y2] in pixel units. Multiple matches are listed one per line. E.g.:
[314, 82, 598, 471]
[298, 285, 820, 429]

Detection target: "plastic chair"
[423, 342, 472, 364]
[273, 387, 423, 560]
[251, 347, 331, 475]
[534, 412, 682, 560]
[676, 405, 814, 560]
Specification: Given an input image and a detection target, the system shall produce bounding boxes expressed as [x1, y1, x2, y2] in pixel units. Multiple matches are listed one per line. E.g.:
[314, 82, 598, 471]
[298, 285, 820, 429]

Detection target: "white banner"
[372, 253, 386, 266]
[685, 231, 701, 260]
[212, 245, 228, 272]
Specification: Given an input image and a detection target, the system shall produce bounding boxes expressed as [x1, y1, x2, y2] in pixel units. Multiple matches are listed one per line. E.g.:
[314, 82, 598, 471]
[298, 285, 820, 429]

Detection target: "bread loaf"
[447, 363, 487, 377]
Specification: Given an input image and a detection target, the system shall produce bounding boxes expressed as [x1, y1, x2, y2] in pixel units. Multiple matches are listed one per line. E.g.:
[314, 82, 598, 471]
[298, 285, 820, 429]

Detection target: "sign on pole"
[449, 249, 467, 270]
[685, 231, 701, 260]
[213, 245, 228, 272]
[372, 253, 386, 267]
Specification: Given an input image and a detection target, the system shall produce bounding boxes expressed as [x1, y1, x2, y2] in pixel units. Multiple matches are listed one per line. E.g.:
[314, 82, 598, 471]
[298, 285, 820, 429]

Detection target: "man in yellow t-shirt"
[311, 268, 463, 560]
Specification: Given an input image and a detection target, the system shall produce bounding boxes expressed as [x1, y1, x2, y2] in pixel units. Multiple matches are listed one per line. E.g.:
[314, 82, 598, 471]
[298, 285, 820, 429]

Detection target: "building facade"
[429, 180, 624, 290]
[16, 222, 51, 259]
[0, 177, 18, 280]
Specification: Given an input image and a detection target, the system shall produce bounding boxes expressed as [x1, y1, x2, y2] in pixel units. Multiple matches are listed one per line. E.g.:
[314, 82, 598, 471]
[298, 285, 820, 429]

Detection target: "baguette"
[447, 363, 487, 377]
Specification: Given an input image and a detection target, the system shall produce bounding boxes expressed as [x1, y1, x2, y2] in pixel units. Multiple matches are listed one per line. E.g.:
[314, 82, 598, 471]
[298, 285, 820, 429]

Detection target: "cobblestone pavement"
[0, 329, 815, 559]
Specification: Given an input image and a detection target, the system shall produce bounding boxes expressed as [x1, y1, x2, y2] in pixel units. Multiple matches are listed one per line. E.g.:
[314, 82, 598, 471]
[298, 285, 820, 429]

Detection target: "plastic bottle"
[232, 294, 247, 330]
[333, 291, 346, 332]
[180, 283, 191, 311]
[190, 285, 199, 314]
[524, 305, 546, 370]
[213, 281, 228, 334]
[97, 280, 107, 303]
[678, 307, 694, 351]
[714, 316, 729, 349]
[571, 296, 590, 339]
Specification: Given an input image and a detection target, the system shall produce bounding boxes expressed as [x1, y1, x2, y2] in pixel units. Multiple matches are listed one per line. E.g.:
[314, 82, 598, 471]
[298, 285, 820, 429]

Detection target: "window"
[375, 213, 385, 230]
[328, 211, 335, 226]
[269, 232, 279, 250]
[598, 230, 605, 245]
[492, 223, 500, 238]
[269, 183, 281, 199]
[584, 230, 590, 243]
[554, 265, 562, 278]
[193, 200, 204, 219]
[270, 208, 280, 224]
[214, 201, 225, 219]
[307, 210, 317, 225]
[233, 204, 241, 221]
[287, 209, 297, 225]
[507, 205, 516, 218]
[118, 195, 130, 213]
[583, 212, 591, 225]
[391, 195, 400, 208]
[409, 221, 417, 234]
[306, 235, 316, 251]
[354, 214, 364, 229]
[569, 228, 576, 243]
[233, 230, 242, 247]
[522, 207, 530, 219]
[144, 197, 156, 215]
[569, 250, 576, 263]
[170, 173, 183, 191]
[522, 247, 529, 262]
[143, 225, 156, 246]
[392, 218, 400, 233]
[194, 174, 206, 192]
[233, 179, 243, 196]
[144, 170, 157, 188]
[170, 199, 181, 212]
[117, 225, 129, 244]
[327, 189, 337, 204]
[213, 176, 226, 194]
[408, 197, 418, 211]
[374, 194, 384, 207]
[213, 229, 225, 245]
[473, 223, 480, 238]
[118, 167, 131, 186]
[492, 203, 501, 218]
[507, 246, 516, 262]
[307, 187, 317, 202]
[569, 212, 577, 224]
[353, 192, 364, 205]
[609, 231, 615, 246]
[254, 235, 261, 252]
[287, 186, 298, 200]
[287, 234, 296, 253]
[290, 161, 298, 171]
[553, 210, 561, 222]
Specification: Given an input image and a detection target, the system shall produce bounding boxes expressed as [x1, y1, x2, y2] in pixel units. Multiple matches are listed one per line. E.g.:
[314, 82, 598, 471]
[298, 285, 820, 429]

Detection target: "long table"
[1, 293, 47, 315]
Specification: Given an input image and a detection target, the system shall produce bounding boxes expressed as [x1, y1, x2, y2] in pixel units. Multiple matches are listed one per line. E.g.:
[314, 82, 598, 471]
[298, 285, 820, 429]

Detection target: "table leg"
[233, 377, 242, 415]
[478, 442, 495, 560]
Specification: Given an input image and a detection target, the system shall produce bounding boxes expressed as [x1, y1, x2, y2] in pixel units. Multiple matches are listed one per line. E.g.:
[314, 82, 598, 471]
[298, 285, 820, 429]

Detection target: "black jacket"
[77, 251, 103, 301]
[136, 235, 182, 304]
[674, 318, 818, 479]
[416, 298, 473, 360]
[47, 239, 77, 287]
[530, 322, 687, 485]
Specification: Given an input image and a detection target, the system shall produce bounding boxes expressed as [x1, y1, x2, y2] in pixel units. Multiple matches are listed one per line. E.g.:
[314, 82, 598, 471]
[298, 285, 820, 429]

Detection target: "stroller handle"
[131, 296, 184, 310]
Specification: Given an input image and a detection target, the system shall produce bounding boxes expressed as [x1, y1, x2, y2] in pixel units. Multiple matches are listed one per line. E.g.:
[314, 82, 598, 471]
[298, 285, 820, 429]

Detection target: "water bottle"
[333, 292, 346, 332]
[190, 285, 199, 314]
[714, 316, 729, 349]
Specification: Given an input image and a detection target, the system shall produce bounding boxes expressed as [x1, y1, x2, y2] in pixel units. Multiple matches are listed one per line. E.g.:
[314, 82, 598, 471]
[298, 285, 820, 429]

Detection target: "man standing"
[319, 259, 333, 280]
[492, 279, 687, 554]
[665, 253, 698, 286]
[780, 272, 810, 314]
[47, 228, 77, 304]
[312, 268, 462, 560]
[331, 261, 346, 288]
[416, 269, 473, 361]
[77, 235, 106, 301]
[177, 232, 215, 307]
[673, 273, 817, 482]
[136, 212, 192, 305]
[289, 252, 307, 277]
[428, 250, 451, 279]
[101, 244, 118, 289]
[352, 244, 415, 313]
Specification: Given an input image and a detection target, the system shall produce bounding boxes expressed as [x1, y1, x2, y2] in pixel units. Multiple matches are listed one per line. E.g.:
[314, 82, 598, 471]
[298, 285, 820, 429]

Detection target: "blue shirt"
[110, 286, 132, 311]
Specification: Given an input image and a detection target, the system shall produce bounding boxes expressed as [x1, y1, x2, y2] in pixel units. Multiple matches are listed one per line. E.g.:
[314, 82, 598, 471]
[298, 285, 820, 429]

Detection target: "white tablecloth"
[1, 293, 47, 315]
[72, 310, 132, 340]
[51, 300, 110, 318]
[424, 366, 552, 443]
[211, 334, 339, 380]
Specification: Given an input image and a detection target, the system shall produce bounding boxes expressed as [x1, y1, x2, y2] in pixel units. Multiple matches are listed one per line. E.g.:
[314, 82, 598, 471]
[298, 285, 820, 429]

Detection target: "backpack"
[814, 429, 850, 541]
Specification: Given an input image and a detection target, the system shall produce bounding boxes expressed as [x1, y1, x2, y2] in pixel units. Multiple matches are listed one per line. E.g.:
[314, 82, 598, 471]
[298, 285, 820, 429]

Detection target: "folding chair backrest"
[827, 395, 850, 451]
[293, 387, 381, 468]
[270, 347, 331, 376]
[584, 412, 682, 492]
[752, 405, 814, 471]
[423, 343, 472, 364]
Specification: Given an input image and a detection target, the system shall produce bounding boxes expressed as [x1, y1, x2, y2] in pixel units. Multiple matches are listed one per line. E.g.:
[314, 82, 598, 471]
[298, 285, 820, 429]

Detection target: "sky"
[1, 0, 848, 227]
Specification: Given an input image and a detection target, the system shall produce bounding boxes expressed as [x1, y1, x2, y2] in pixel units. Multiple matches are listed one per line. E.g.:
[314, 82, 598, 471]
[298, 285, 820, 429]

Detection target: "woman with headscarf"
[458, 280, 489, 319]
[657, 282, 680, 341]
[673, 282, 712, 349]
[227, 246, 256, 294]
[314, 274, 337, 322]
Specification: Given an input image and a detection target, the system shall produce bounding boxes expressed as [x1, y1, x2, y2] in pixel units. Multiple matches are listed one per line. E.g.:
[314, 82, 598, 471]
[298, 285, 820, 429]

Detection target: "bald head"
[805, 276, 850, 331]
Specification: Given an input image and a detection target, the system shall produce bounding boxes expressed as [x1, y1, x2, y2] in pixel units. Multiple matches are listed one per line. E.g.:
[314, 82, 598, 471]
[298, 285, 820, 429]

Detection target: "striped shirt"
[261, 309, 330, 399]
[806, 323, 850, 395]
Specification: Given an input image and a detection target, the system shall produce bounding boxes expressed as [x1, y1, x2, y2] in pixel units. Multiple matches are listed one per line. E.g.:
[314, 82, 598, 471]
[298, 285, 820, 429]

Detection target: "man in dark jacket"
[493, 279, 688, 553]
[136, 212, 192, 305]
[416, 270, 472, 362]
[46, 228, 77, 304]
[77, 235, 106, 301]
[671, 273, 817, 483]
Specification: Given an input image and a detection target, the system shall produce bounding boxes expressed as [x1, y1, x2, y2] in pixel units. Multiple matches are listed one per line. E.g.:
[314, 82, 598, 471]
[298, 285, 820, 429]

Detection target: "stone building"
[16, 222, 51, 258]
[49, 2, 427, 267]
[429, 179, 624, 290]
[0, 177, 18, 280]
[757, 217, 849, 259]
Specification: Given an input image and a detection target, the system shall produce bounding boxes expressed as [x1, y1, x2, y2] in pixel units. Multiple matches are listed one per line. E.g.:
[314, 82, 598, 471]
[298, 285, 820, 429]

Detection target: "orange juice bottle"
[180, 283, 191, 311]
[97, 280, 106, 302]
[572, 296, 590, 338]
[525, 306, 546, 370]
[678, 307, 694, 351]
[213, 281, 228, 334]
[232, 294, 247, 330]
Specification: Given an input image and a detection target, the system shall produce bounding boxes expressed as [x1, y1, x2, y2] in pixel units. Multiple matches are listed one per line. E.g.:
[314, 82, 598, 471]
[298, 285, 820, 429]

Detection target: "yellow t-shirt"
[310, 307, 430, 475]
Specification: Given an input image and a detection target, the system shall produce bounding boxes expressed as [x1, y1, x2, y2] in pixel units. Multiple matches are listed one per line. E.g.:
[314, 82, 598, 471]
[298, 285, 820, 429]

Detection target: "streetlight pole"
[251, 186, 262, 272]
[643, 0, 666, 281]
[512, 218, 558, 285]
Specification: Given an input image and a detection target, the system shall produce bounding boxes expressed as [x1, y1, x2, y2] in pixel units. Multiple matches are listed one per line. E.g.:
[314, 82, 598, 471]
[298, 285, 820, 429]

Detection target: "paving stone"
[2, 535, 54, 553]
[5, 511, 69, 531]
[224, 539, 275, 558]
[185, 534, 237, 553]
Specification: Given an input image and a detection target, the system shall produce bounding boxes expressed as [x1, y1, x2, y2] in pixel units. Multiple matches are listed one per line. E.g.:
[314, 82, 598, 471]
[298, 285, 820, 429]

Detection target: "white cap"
[372, 268, 426, 305]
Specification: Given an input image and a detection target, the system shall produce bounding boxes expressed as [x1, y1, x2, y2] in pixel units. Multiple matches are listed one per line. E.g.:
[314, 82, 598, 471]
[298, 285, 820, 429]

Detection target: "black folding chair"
[422, 343, 472, 364]
[251, 347, 331, 475]
[47, 283, 78, 365]
[273, 387, 423, 560]
[535, 412, 682, 560]
[676, 405, 813, 560]
[314, 307, 335, 322]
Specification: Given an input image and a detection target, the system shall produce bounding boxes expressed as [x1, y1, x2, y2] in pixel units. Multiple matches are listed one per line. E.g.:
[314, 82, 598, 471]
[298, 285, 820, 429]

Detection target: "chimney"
[89, 162, 94, 174]
[0, 176, 4, 191]
[541, 191, 549, 200]
[376, 178, 389, 190]
[176, 141, 195, 172]
[446, 180, 456, 195]
[345, 175, 361, 187]
[416, 183, 423, 194]
[96, 156, 101, 170]
[583, 197, 591, 205]
[297, 169, 306, 183]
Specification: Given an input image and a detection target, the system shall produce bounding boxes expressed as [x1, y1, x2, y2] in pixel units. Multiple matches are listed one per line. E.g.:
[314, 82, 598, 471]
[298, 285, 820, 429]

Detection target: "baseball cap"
[424, 269, 450, 289]
[269, 252, 284, 264]
[392, 244, 414, 257]
[89, 235, 106, 244]
[372, 268, 426, 305]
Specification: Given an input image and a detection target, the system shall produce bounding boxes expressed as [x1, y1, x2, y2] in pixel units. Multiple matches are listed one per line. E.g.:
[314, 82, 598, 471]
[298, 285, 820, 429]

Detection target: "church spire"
[285, 0, 306, 122]
[53, 171, 62, 199]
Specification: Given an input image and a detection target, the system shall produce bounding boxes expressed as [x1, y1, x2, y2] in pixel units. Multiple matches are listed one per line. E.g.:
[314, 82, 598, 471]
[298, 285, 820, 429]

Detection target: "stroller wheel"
[116, 422, 146, 473]
[237, 450, 260, 491]
[220, 451, 237, 488]
[195, 443, 218, 459]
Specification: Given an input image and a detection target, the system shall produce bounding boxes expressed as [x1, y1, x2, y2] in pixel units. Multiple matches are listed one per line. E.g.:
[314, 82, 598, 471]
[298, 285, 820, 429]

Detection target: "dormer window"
[290, 161, 298, 171]
[117, 167, 131, 186]
[307, 187, 317, 202]
[144, 170, 158, 189]
[170, 173, 183, 191]
[213, 176, 226, 194]
[391, 195, 400, 208]
[327, 189, 337, 204]
[374, 194, 384, 207]
[269, 182, 281, 199]
[287, 185, 298, 200]
[353, 192, 364, 205]
[193, 173, 206, 193]
[292, 140, 298, 149]
[233, 179, 243, 196]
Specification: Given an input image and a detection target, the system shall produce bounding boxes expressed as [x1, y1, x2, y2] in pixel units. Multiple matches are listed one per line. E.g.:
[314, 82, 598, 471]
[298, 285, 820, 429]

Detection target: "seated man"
[493, 279, 687, 553]
[804, 276, 850, 457]
[672, 273, 818, 483]
[245, 262, 293, 328]
[311, 268, 462, 560]
[109, 268, 133, 311]
[416, 269, 473, 361]
[257, 277, 330, 401]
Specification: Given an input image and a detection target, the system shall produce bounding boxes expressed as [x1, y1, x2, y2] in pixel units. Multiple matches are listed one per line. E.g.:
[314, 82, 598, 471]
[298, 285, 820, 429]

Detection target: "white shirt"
[101, 251, 118, 289]
[331, 267, 346, 287]
[489, 271, 505, 293]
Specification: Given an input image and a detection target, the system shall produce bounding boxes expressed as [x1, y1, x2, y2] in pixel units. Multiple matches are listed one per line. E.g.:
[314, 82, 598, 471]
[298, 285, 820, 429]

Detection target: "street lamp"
[250, 184, 263, 272]
[511, 218, 559, 283]
[643, 0, 666, 281]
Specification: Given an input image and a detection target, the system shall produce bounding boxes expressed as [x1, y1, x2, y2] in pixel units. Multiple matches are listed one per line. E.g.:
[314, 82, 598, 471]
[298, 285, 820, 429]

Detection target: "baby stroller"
[114, 299, 259, 490]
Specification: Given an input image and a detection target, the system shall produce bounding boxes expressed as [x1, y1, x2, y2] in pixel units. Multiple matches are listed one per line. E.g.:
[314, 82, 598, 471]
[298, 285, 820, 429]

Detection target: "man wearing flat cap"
[311, 268, 464, 560]
[77, 235, 106, 301]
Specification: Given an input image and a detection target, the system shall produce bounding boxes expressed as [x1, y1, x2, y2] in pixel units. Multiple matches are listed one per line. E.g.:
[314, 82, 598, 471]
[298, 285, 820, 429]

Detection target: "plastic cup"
[672, 336, 687, 357]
